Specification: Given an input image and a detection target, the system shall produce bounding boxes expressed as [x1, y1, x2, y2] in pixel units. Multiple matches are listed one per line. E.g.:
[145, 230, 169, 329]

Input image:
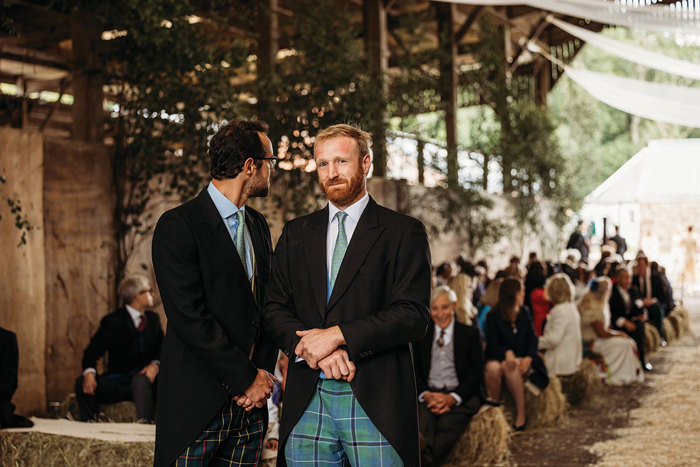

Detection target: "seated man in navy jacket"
[75, 275, 164, 422]
[414, 285, 485, 466]
[610, 268, 651, 371]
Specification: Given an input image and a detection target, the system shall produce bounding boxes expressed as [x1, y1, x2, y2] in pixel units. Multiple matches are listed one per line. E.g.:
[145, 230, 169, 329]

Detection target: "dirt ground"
[509, 296, 700, 467]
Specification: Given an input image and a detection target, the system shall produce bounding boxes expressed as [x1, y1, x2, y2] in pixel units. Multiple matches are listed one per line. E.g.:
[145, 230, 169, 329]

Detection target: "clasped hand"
[234, 369, 277, 411]
[424, 392, 456, 415]
[295, 326, 355, 381]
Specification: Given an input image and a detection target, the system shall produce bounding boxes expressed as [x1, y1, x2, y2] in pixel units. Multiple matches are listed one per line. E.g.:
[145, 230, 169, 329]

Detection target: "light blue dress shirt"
[207, 181, 254, 280]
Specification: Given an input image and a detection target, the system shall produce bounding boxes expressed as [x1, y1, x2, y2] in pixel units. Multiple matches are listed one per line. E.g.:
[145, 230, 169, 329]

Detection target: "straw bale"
[663, 318, 677, 342]
[443, 405, 510, 467]
[645, 324, 660, 355]
[667, 314, 684, 339]
[502, 376, 568, 429]
[559, 359, 605, 406]
[0, 431, 154, 466]
[671, 306, 692, 334]
[59, 393, 138, 422]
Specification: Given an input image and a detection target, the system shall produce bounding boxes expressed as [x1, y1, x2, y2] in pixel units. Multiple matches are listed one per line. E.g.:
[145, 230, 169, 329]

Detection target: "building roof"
[585, 139, 700, 205]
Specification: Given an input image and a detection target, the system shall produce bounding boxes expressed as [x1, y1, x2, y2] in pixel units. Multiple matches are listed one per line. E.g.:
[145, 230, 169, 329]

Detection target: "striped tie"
[234, 209, 248, 275]
[329, 211, 348, 290]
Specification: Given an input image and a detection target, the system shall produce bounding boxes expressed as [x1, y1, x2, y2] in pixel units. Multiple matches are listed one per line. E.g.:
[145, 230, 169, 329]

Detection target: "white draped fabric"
[436, 0, 700, 34]
[562, 66, 700, 128]
[547, 16, 700, 81]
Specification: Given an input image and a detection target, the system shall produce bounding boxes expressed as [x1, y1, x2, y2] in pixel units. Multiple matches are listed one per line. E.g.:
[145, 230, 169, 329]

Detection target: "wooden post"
[256, 0, 278, 80]
[417, 140, 425, 185]
[364, 0, 388, 178]
[71, 8, 103, 142]
[436, 2, 459, 189]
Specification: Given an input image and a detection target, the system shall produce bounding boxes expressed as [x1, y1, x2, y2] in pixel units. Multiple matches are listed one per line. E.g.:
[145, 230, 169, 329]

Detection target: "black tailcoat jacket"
[152, 188, 276, 467]
[264, 197, 432, 466]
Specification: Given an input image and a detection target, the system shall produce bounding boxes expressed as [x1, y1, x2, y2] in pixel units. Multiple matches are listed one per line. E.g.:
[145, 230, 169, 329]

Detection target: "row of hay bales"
[445, 306, 692, 466]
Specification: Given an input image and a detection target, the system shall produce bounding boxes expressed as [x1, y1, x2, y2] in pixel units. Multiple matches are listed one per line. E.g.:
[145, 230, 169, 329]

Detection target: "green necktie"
[329, 211, 348, 290]
[234, 209, 248, 276]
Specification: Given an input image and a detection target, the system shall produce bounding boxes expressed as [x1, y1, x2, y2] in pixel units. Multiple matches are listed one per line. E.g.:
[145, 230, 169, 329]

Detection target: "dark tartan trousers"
[176, 397, 266, 466]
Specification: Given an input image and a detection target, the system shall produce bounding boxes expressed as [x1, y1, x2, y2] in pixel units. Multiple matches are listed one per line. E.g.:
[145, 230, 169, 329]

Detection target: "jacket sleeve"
[413, 337, 430, 395]
[484, 313, 508, 361]
[263, 224, 309, 359]
[521, 313, 539, 358]
[454, 327, 484, 403]
[82, 315, 112, 371]
[339, 220, 431, 362]
[152, 210, 257, 396]
[0, 331, 18, 401]
[538, 307, 566, 350]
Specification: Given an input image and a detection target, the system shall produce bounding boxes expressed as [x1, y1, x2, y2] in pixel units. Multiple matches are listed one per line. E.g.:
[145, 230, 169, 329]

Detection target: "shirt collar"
[125, 304, 143, 326]
[208, 181, 244, 220]
[328, 192, 369, 225]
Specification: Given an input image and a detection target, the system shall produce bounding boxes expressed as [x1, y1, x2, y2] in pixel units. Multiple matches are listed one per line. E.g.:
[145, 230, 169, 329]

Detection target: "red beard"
[319, 168, 364, 207]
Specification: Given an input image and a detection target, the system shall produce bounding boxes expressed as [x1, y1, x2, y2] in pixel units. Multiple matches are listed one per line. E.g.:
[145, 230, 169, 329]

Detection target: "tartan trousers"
[176, 397, 266, 467]
[285, 379, 403, 466]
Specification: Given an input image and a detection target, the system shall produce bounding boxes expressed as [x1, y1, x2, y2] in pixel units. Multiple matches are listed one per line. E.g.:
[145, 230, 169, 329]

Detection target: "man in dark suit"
[152, 120, 277, 466]
[414, 286, 484, 466]
[74, 275, 163, 422]
[264, 124, 431, 465]
[609, 269, 651, 371]
[632, 255, 668, 346]
[610, 225, 627, 257]
[0, 326, 33, 428]
[566, 220, 589, 263]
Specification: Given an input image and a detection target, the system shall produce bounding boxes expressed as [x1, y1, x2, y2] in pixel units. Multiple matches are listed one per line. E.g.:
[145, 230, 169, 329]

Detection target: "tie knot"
[335, 211, 347, 225]
[235, 209, 245, 224]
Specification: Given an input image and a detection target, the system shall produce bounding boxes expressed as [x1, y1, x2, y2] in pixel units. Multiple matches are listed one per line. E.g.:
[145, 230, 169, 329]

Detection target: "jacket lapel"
[245, 209, 266, 282]
[303, 207, 329, 317]
[327, 198, 385, 312]
[197, 189, 256, 305]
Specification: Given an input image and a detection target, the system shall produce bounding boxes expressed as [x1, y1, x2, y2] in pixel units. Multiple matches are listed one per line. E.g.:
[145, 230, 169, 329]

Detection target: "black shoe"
[644, 362, 654, 372]
[660, 340, 668, 347]
[512, 421, 526, 432]
[8, 415, 34, 428]
[484, 398, 501, 407]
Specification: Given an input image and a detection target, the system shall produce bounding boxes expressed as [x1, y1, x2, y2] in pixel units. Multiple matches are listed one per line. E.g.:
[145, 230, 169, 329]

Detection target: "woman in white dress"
[538, 273, 582, 377]
[577, 277, 644, 385]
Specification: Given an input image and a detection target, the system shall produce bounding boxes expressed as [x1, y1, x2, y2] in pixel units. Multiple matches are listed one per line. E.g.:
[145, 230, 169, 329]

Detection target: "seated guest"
[415, 286, 485, 466]
[538, 274, 582, 376]
[578, 277, 643, 385]
[448, 258, 476, 325]
[484, 278, 549, 431]
[75, 275, 164, 422]
[574, 264, 594, 302]
[0, 326, 33, 429]
[633, 255, 668, 346]
[609, 268, 651, 372]
[524, 261, 550, 336]
[476, 278, 502, 335]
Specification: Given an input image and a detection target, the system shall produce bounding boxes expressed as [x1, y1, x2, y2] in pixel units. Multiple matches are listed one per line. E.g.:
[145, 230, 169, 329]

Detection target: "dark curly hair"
[209, 119, 269, 180]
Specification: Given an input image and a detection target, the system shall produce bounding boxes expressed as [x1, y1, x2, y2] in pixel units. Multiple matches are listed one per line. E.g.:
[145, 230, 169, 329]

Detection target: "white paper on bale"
[548, 16, 700, 81]
[564, 66, 700, 128]
[435, 0, 700, 34]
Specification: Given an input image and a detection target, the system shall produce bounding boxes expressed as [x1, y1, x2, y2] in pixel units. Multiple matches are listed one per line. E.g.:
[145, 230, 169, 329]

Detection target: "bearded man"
[152, 119, 278, 466]
[264, 123, 432, 465]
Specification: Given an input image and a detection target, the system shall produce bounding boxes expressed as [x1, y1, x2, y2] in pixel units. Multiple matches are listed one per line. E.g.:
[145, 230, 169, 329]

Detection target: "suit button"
[251, 320, 259, 327]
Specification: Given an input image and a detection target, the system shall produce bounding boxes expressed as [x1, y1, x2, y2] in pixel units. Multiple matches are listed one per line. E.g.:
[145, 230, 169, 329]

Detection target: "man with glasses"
[152, 119, 277, 467]
[74, 275, 164, 422]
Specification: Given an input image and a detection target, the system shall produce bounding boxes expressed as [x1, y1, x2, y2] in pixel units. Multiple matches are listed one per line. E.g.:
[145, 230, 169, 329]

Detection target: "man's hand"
[82, 372, 97, 395]
[623, 320, 636, 332]
[642, 298, 656, 307]
[424, 392, 456, 415]
[139, 363, 159, 383]
[295, 326, 345, 369]
[235, 369, 276, 411]
[318, 349, 356, 381]
[519, 356, 532, 376]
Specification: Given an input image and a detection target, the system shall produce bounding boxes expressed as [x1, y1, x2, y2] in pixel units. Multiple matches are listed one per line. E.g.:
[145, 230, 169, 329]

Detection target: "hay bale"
[502, 376, 568, 429]
[671, 306, 692, 334]
[444, 405, 510, 467]
[667, 314, 684, 339]
[663, 318, 677, 342]
[58, 393, 138, 423]
[0, 431, 154, 466]
[559, 359, 605, 406]
[645, 324, 660, 355]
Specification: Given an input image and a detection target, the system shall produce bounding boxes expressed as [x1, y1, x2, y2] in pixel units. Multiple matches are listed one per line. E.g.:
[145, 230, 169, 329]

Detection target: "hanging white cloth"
[436, 0, 700, 34]
[561, 66, 700, 128]
[547, 16, 700, 81]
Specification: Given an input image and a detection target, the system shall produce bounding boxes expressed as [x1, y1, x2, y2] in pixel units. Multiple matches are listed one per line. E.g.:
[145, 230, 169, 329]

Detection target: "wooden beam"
[70, 8, 103, 143]
[508, 13, 548, 73]
[435, 1, 459, 189]
[455, 6, 484, 43]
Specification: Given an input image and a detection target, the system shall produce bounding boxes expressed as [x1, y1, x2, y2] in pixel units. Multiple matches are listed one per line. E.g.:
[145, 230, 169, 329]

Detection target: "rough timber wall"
[43, 139, 117, 404]
[0, 128, 47, 415]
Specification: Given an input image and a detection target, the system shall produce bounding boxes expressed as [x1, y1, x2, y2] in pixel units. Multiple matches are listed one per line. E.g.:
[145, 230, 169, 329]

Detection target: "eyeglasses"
[254, 157, 277, 169]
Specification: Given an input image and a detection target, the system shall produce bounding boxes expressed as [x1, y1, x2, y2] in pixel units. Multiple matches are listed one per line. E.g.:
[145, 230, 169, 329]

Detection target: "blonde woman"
[538, 274, 582, 376]
[577, 277, 643, 385]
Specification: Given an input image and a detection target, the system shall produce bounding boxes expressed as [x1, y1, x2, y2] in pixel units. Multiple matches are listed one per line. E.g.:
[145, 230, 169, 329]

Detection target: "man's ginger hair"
[314, 124, 372, 160]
